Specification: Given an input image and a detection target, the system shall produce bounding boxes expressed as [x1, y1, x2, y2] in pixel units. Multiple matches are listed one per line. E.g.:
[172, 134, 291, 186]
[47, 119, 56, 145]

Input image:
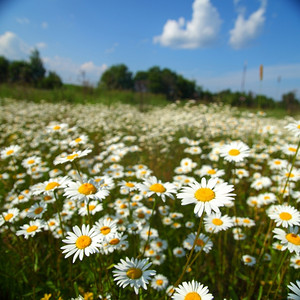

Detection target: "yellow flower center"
[126, 268, 142, 279]
[196, 238, 205, 247]
[296, 259, 300, 265]
[78, 183, 97, 195]
[125, 182, 135, 188]
[297, 125, 300, 129]
[109, 238, 120, 245]
[228, 149, 240, 156]
[53, 125, 61, 130]
[100, 226, 111, 235]
[27, 159, 35, 164]
[67, 153, 79, 160]
[149, 183, 166, 193]
[245, 257, 252, 263]
[212, 218, 223, 226]
[285, 172, 295, 178]
[76, 235, 92, 249]
[137, 213, 145, 219]
[156, 279, 163, 285]
[274, 160, 281, 165]
[6, 150, 14, 155]
[34, 207, 43, 215]
[279, 212, 292, 221]
[288, 147, 297, 152]
[27, 225, 38, 233]
[45, 182, 60, 190]
[194, 188, 215, 202]
[243, 219, 250, 224]
[184, 292, 202, 300]
[75, 138, 82, 143]
[4, 213, 14, 221]
[286, 233, 300, 245]
[207, 169, 216, 175]
[88, 205, 96, 211]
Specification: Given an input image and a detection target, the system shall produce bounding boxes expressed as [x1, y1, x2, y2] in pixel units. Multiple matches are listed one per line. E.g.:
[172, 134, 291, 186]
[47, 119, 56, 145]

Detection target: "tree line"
[0, 49, 62, 89]
[99, 64, 197, 100]
[0, 51, 299, 111]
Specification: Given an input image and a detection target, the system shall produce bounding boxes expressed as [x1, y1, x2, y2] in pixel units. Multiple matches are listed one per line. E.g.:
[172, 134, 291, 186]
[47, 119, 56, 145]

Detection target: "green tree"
[29, 49, 46, 86]
[99, 64, 133, 90]
[9, 60, 33, 84]
[41, 71, 63, 89]
[0, 56, 9, 83]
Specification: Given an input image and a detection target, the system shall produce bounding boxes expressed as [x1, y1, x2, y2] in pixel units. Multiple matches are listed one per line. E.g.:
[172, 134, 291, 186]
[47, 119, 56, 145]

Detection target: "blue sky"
[0, 0, 300, 100]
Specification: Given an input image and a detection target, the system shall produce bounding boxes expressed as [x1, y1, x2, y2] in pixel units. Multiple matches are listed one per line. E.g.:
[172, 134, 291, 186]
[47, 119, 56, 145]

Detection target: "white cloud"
[36, 42, 47, 49]
[16, 17, 30, 25]
[41, 22, 48, 29]
[153, 0, 222, 49]
[0, 31, 30, 60]
[229, 0, 267, 49]
[105, 43, 119, 53]
[43, 56, 107, 85]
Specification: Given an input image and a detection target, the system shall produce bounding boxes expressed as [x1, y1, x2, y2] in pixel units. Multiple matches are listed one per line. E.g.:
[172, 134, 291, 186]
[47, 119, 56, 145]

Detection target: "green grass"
[0, 83, 169, 109]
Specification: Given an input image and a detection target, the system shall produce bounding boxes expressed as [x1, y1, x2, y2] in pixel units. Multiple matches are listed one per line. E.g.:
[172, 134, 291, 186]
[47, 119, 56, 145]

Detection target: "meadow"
[0, 97, 299, 300]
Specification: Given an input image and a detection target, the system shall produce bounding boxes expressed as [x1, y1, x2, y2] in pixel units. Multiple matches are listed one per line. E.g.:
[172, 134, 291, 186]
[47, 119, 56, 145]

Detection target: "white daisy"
[242, 255, 256, 266]
[204, 212, 234, 233]
[268, 205, 300, 228]
[64, 179, 109, 203]
[61, 224, 102, 263]
[93, 217, 119, 242]
[173, 247, 186, 258]
[0, 208, 19, 226]
[183, 232, 213, 253]
[290, 254, 300, 269]
[78, 200, 103, 216]
[54, 149, 92, 165]
[16, 219, 45, 239]
[172, 280, 213, 300]
[137, 176, 177, 202]
[177, 177, 235, 217]
[113, 257, 156, 294]
[273, 226, 300, 254]
[69, 134, 88, 147]
[288, 280, 300, 300]
[27, 201, 47, 219]
[286, 120, 300, 137]
[151, 274, 169, 291]
[220, 141, 250, 163]
[32, 176, 71, 196]
[1, 145, 21, 159]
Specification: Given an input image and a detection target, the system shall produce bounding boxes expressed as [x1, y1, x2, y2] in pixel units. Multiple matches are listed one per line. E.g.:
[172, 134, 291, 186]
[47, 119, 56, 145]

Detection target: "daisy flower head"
[32, 176, 71, 196]
[113, 257, 156, 294]
[93, 217, 119, 242]
[61, 224, 102, 263]
[242, 255, 256, 266]
[183, 232, 213, 253]
[0, 208, 19, 226]
[22, 156, 41, 169]
[177, 177, 235, 217]
[46, 123, 68, 133]
[273, 226, 300, 254]
[27, 201, 47, 219]
[78, 200, 103, 216]
[1, 145, 21, 159]
[64, 179, 109, 203]
[268, 205, 300, 228]
[54, 149, 92, 165]
[220, 141, 250, 163]
[151, 274, 169, 291]
[172, 280, 214, 300]
[290, 254, 300, 269]
[288, 280, 300, 300]
[204, 212, 234, 233]
[137, 176, 177, 202]
[69, 134, 88, 147]
[285, 120, 300, 137]
[16, 219, 45, 239]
